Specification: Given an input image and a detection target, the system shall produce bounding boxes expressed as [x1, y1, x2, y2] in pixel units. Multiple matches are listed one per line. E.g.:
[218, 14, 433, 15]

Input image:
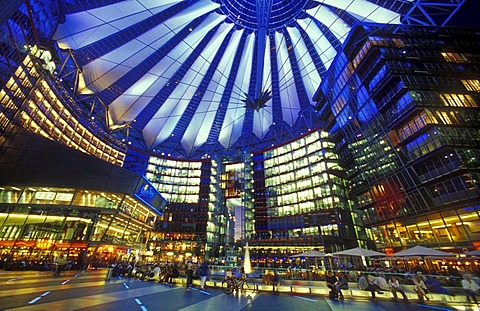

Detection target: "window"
[461, 80, 480, 92]
[440, 93, 478, 108]
[441, 52, 469, 63]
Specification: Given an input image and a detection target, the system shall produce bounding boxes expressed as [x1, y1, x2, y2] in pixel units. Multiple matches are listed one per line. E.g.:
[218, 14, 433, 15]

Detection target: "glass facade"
[0, 53, 127, 166]
[250, 129, 369, 253]
[0, 185, 162, 268]
[146, 156, 233, 260]
[1, 1, 477, 268]
[315, 24, 480, 253]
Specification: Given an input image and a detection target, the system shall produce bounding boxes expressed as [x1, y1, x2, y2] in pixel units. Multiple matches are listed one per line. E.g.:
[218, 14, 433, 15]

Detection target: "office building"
[315, 24, 480, 254]
[0, 0, 477, 264]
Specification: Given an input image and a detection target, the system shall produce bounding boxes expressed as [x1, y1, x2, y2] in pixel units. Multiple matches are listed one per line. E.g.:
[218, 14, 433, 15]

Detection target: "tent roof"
[332, 247, 384, 257]
[290, 250, 326, 258]
[465, 250, 480, 256]
[52, 0, 409, 159]
[392, 246, 454, 257]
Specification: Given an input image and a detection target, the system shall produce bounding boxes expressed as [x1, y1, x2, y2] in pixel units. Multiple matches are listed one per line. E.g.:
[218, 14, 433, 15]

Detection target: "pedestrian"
[462, 274, 480, 304]
[272, 269, 280, 292]
[186, 261, 194, 291]
[389, 276, 408, 302]
[153, 264, 161, 281]
[225, 268, 233, 280]
[358, 274, 383, 299]
[199, 261, 209, 290]
[337, 272, 348, 300]
[413, 274, 429, 303]
[326, 270, 339, 299]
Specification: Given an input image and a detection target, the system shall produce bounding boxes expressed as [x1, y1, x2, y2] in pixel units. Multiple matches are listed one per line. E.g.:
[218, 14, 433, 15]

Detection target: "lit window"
[461, 79, 480, 92]
[439, 93, 478, 108]
[441, 52, 469, 63]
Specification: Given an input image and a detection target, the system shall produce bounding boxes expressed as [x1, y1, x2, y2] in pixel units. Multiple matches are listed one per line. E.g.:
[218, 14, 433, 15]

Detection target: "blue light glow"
[53, 0, 408, 158]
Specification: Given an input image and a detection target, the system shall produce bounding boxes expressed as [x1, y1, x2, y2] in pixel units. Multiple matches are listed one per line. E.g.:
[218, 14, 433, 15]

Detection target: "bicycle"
[222, 277, 256, 295]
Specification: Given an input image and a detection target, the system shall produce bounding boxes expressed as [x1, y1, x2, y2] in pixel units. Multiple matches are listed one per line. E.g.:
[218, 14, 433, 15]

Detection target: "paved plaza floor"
[0, 269, 478, 311]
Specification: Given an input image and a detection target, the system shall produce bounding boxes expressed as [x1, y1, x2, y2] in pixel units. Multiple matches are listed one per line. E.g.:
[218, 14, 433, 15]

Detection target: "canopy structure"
[52, 0, 415, 159]
[290, 250, 326, 258]
[332, 247, 385, 257]
[290, 249, 326, 269]
[465, 250, 480, 256]
[392, 246, 455, 258]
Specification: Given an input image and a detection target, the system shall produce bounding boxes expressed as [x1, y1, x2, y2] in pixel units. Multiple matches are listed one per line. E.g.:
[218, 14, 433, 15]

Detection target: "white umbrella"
[465, 250, 480, 256]
[290, 250, 326, 269]
[332, 247, 385, 257]
[392, 246, 454, 257]
[290, 250, 326, 258]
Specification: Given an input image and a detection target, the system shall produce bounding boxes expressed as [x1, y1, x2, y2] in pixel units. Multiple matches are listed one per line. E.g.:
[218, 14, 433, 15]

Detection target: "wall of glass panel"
[0, 54, 127, 166]
[251, 130, 363, 252]
[372, 207, 480, 251]
[146, 156, 226, 259]
[146, 156, 204, 203]
[316, 24, 480, 252]
[0, 185, 160, 267]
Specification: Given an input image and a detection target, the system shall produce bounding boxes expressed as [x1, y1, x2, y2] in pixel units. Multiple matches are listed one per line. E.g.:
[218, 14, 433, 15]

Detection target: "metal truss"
[402, 0, 467, 27]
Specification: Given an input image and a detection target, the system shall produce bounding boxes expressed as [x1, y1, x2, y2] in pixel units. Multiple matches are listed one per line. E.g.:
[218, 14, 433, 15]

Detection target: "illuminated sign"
[55, 193, 74, 201]
[138, 184, 155, 199]
[35, 191, 73, 201]
[134, 177, 166, 214]
[35, 191, 55, 200]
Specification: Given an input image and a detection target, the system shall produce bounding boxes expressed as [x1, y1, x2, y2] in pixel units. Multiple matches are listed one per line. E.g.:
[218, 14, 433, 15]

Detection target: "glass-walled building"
[315, 24, 480, 254]
[0, 1, 127, 167]
[0, 50, 127, 166]
[0, 185, 161, 269]
[249, 129, 371, 258]
[0, 123, 166, 268]
[146, 155, 233, 261]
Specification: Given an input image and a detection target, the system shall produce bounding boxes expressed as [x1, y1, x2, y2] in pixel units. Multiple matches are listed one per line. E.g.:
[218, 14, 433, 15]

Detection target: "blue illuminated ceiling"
[51, 0, 417, 159]
[219, 0, 310, 30]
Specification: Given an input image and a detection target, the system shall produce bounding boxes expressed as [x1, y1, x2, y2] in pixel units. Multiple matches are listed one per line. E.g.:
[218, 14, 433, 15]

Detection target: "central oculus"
[218, 0, 311, 30]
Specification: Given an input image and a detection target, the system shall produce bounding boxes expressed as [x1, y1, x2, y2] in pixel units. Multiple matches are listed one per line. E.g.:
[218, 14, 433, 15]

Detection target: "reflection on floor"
[0, 269, 477, 311]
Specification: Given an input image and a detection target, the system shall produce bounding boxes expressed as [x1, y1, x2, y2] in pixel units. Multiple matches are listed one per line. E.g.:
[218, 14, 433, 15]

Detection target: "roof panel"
[53, 0, 408, 158]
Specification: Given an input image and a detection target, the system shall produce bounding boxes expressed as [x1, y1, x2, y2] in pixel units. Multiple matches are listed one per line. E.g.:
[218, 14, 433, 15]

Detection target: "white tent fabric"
[52, 0, 405, 157]
[332, 247, 385, 257]
[290, 250, 326, 258]
[392, 246, 454, 257]
[464, 250, 480, 256]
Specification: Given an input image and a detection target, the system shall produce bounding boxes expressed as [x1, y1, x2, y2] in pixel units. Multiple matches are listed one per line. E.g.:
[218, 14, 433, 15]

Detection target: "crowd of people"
[107, 260, 212, 292]
[323, 269, 479, 304]
[105, 259, 480, 304]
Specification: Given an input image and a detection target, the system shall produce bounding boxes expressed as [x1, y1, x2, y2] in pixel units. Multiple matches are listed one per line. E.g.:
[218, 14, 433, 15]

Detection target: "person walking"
[272, 269, 280, 292]
[199, 261, 209, 290]
[185, 261, 194, 292]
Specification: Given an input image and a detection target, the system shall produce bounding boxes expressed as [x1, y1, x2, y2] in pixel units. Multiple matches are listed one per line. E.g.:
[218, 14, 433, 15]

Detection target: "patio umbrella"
[290, 250, 326, 258]
[290, 250, 326, 269]
[392, 246, 454, 257]
[465, 250, 480, 256]
[332, 247, 385, 257]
